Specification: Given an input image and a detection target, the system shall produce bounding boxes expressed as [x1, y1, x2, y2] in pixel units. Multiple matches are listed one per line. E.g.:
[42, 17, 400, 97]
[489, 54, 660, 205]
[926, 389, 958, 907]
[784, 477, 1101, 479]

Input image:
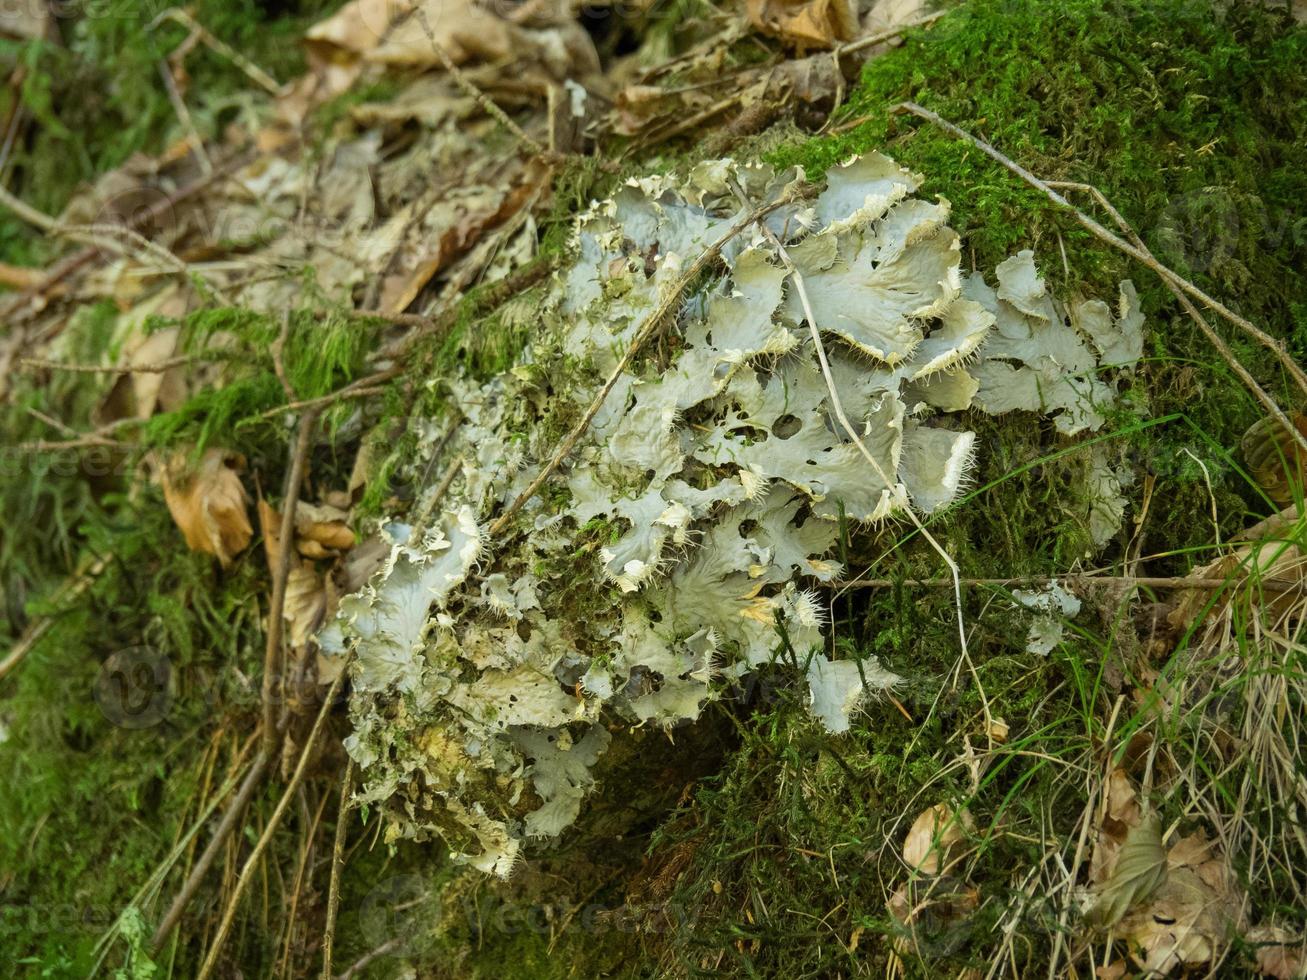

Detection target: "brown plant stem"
[149, 749, 272, 953]
[196, 656, 352, 980]
[263, 409, 320, 755]
[320, 757, 354, 980]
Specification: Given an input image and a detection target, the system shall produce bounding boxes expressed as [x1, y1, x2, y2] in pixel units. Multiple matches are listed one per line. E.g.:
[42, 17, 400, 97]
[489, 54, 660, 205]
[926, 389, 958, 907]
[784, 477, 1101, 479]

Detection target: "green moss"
[768, 0, 1307, 555]
[0, 499, 268, 974]
[631, 3, 1307, 976]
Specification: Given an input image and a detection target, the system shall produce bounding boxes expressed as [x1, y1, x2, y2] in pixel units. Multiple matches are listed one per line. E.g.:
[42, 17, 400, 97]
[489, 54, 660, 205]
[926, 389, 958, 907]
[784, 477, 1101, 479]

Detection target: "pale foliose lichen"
[320, 151, 1145, 875]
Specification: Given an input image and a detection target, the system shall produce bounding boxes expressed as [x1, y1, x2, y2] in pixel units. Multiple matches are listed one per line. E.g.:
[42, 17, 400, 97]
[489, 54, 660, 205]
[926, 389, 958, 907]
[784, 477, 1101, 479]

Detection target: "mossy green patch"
[768, 0, 1307, 555]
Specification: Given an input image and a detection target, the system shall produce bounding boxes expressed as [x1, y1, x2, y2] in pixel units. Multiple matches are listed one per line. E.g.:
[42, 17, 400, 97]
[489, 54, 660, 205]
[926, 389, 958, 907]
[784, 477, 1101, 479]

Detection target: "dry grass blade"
[320, 757, 354, 979]
[196, 653, 353, 979]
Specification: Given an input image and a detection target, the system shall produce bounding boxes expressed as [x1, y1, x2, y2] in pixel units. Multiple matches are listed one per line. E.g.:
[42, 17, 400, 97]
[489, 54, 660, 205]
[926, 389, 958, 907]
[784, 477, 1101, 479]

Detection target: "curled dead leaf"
[1088, 812, 1167, 928]
[257, 497, 286, 577]
[285, 566, 328, 649]
[294, 502, 356, 551]
[1247, 924, 1307, 979]
[161, 448, 253, 567]
[1090, 767, 1144, 885]
[1242, 413, 1307, 506]
[887, 876, 978, 960]
[903, 803, 973, 874]
[746, 0, 858, 48]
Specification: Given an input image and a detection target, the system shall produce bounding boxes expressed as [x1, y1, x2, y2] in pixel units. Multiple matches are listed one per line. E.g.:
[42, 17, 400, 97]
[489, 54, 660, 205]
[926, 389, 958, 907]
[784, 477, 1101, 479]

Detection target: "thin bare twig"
[149, 749, 273, 952]
[1042, 179, 1307, 460]
[0, 149, 255, 325]
[18, 355, 197, 374]
[271, 311, 296, 402]
[14, 433, 122, 452]
[487, 197, 790, 537]
[892, 101, 1307, 399]
[158, 58, 211, 173]
[377, 256, 556, 361]
[263, 411, 320, 756]
[0, 555, 110, 682]
[835, 11, 947, 56]
[196, 655, 353, 980]
[415, 8, 549, 159]
[149, 8, 282, 95]
[741, 189, 992, 738]
[320, 757, 354, 980]
[0, 182, 59, 232]
[335, 937, 403, 980]
[257, 380, 395, 421]
[831, 573, 1301, 592]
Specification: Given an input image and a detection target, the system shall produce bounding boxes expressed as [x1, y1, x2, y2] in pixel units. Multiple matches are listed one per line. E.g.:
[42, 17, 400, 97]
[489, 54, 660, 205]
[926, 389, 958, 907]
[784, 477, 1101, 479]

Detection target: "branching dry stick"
[0, 182, 59, 232]
[196, 656, 353, 980]
[892, 101, 1307, 399]
[746, 208, 993, 738]
[487, 198, 790, 537]
[149, 749, 272, 952]
[19, 355, 198, 374]
[158, 58, 211, 173]
[0, 555, 110, 682]
[149, 8, 282, 95]
[415, 8, 549, 159]
[1042, 179, 1307, 459]
[834, 11, 947, 56]
[257, 380, 396, 422]
[832, 573, 1300, 592]
[321, 757, 354, 980]
[0, 149, 255, 325]
[263, 410, 321, 756]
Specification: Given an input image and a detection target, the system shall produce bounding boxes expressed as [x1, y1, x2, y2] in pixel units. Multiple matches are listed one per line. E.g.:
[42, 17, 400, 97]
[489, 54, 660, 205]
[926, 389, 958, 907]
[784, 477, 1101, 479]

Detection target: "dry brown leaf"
[862, 0, 926, 37]
[94, 289, 190, 426]
[294, 502, 356, 551]
[1247, 924, 1307, 979]
[746, 0, 858, 49]
[1086, 818, 1244, 976]
[887, 877, 979, 959]
[285, 566, 328, 648]
[0, 2, 49, 40]
[1167, 535, 1305, 635]
[310, 0, 596, 78]
[305, 0, 414, 61]
[1243, 413, 1307, 506]
[257, 497, 286, 576]
[296, 539, 336, 560]
[1088, 812, 1167, 928]
[902, 803, 973, 874]
[162, 448, 253, 567]
[1089, 767, 1144, 885]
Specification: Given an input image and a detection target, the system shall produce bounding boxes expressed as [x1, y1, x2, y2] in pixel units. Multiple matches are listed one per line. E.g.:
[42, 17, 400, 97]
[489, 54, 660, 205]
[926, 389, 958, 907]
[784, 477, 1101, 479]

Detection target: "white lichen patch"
[1013, 581, 1083, 656]
[322, 153, 1145, 875]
